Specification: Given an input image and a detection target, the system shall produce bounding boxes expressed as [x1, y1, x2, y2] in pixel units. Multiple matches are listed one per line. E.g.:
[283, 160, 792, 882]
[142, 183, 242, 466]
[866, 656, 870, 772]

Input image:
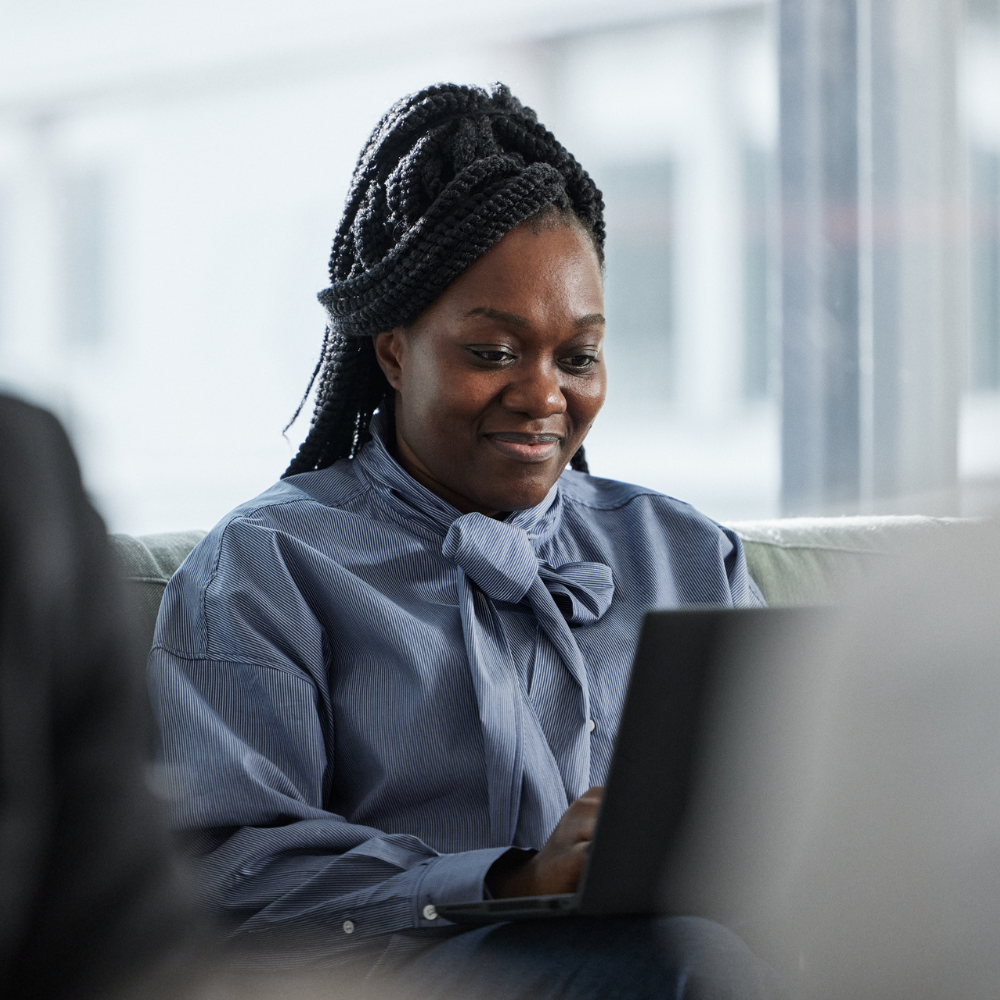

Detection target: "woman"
[150, 84, 769, 996]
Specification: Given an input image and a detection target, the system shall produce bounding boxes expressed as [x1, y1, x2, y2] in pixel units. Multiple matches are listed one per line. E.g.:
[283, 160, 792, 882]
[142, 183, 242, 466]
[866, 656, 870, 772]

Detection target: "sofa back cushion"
[730, 515, 953, 605]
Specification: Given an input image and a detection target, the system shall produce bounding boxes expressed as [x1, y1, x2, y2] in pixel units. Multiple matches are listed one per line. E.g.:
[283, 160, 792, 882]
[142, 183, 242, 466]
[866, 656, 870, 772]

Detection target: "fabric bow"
[442, 513, 614, 846]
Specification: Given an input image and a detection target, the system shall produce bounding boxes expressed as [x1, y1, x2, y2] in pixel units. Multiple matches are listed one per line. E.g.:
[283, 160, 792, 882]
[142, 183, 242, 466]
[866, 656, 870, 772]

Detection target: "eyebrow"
[465, 307, 605, 329]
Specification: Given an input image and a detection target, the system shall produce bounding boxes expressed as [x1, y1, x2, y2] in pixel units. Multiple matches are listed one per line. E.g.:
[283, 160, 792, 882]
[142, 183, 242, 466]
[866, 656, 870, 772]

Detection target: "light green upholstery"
[111, 531, 206, 655]
[728, 515, 955, 605]
[109, 516, 957, 657]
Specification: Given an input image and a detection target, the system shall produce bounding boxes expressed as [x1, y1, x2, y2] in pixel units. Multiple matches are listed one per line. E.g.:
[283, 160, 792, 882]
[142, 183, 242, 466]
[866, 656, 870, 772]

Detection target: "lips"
[484, 431, 563, 463]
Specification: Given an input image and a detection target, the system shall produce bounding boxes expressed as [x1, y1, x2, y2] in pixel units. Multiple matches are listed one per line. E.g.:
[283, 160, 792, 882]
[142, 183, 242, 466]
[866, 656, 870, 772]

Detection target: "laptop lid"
[437, 606, 818, 923]
[578, 606, 814, 917]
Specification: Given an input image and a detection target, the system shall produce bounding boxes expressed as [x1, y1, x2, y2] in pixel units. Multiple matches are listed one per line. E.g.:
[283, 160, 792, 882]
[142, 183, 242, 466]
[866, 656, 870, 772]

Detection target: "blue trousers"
[371, 917, 780, 1000]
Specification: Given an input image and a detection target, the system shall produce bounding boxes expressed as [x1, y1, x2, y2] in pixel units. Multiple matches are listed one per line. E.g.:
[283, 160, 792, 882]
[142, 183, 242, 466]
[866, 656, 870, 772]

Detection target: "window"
[743, 144, 776, 400]
[970, 148, 1000, 391]
[600, 161, 675, 407]
[62, 171, 107, 347]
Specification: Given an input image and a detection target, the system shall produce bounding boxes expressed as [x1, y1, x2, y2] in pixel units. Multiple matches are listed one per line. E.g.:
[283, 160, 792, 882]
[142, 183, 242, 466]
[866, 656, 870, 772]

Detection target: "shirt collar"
[355, 409, 563, 545]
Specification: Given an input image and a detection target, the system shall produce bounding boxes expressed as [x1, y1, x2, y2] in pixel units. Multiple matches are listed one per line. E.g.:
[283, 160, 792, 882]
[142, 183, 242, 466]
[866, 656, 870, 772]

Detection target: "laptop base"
[437, 893, 578, 924]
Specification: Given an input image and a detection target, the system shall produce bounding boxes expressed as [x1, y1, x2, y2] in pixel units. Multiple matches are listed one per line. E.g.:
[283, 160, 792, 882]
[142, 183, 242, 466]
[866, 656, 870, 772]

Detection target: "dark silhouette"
[0, 395, 201, 1000]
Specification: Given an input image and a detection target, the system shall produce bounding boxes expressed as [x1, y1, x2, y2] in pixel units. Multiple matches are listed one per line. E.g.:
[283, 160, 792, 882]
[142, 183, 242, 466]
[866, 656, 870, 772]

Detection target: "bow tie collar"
[356, 412, 616, 845]
[442, 514, 614, 625]
[443, 513, 615, 845]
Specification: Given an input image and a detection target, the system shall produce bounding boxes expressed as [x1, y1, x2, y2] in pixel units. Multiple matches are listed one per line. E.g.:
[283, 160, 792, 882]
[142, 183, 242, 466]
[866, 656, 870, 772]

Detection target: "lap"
[371, 916, 779, 1000]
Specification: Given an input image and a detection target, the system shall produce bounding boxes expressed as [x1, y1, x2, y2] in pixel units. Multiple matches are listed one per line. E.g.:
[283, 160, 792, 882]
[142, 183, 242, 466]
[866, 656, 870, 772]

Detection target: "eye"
[562, 354, 599, 371]
[468, 347, 516, 364]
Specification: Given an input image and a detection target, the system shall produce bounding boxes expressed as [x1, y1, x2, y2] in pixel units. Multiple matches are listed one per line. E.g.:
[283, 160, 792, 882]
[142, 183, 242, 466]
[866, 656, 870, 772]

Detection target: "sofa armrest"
[110, 531, 207, 659]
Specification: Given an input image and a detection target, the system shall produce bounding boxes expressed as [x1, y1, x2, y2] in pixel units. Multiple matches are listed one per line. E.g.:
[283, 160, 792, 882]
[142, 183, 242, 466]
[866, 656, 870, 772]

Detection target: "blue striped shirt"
[149, 413, 763, 947]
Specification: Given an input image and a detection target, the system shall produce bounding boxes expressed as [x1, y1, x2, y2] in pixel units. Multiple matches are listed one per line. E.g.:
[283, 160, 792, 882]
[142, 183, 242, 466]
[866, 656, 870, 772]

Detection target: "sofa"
[110, 515, 955, 656]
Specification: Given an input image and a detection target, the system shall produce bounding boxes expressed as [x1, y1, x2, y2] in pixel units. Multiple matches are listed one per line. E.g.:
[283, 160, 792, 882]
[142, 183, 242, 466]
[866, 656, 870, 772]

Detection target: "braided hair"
[284, 82, 605, 478]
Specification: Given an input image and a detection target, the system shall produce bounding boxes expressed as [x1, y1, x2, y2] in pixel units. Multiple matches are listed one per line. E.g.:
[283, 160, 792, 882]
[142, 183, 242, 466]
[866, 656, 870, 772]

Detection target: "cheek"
[406, 360, 493, 432]
[572, 376, 606, 426]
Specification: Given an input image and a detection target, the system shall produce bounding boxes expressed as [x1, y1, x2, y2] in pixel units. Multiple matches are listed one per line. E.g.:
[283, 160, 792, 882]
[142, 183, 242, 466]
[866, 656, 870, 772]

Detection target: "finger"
[569, 792, 601, 815]
[545, 788, 603, 848]
[562, 806, 599, 843]
[566, 796, 601, 816]
[541, 840, 593, 894]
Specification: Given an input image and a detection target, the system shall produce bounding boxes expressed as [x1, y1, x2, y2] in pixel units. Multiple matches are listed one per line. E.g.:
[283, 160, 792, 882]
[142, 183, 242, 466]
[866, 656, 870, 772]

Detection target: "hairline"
[394, 204, 603, 337]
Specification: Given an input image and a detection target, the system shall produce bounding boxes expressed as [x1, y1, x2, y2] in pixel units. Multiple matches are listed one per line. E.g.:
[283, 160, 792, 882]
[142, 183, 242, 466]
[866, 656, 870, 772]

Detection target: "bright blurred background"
[0, 0, 996, 534]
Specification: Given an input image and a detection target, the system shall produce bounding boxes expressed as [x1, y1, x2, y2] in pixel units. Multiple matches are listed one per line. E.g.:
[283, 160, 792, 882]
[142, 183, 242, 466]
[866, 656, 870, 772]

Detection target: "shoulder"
[0, 394, 81, 506]
[557, 468, 726, 537]
[233, 459, 373, 527]
[196, 459, 373, 557]
[555, 470, 764, 607]
[0, 393, 70, 455]
[154, 461, 375, 644]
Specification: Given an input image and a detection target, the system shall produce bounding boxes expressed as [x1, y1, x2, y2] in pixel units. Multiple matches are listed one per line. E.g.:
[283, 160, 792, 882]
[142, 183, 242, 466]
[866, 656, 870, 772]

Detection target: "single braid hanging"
[284, 82, 604, 478]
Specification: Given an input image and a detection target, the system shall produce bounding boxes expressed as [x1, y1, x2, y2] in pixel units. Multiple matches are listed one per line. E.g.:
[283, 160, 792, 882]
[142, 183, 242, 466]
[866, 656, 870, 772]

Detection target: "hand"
[485, 786, 603, 898]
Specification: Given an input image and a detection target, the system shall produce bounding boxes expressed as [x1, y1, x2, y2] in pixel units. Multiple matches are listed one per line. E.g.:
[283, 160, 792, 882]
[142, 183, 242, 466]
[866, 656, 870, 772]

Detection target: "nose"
[500, 361, 567, 419]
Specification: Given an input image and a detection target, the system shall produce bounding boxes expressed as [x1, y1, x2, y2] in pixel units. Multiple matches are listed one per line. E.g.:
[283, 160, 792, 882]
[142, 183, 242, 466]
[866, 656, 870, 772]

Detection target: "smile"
[484, 432, 563, 463]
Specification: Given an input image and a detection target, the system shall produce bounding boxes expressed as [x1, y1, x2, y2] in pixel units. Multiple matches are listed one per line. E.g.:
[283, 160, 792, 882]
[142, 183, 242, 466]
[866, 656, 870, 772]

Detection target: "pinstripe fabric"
[149, 412, 763, 950]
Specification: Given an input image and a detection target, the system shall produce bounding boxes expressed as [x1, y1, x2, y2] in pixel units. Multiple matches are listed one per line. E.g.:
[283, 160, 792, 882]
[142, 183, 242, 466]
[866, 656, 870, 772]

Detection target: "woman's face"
[374, 218, 606, 517]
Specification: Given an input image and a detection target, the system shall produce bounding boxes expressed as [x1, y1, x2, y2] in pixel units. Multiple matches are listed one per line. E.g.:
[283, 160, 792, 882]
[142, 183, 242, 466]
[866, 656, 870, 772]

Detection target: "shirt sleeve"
[148, 521, 509, 949]
[719, 525, 767, 608]
[149, 647, 510, 946]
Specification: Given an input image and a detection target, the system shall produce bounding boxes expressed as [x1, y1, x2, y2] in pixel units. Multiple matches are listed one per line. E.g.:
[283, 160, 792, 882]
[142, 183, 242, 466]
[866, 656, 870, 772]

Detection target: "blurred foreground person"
[773, 516, 1000, 1000]
[679, 517, 1000, 1000]
[0, 395, 202, 999]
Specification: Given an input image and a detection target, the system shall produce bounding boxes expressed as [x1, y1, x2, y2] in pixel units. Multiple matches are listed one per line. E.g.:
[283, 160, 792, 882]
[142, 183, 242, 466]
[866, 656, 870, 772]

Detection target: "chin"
[457, 458, 567, 515]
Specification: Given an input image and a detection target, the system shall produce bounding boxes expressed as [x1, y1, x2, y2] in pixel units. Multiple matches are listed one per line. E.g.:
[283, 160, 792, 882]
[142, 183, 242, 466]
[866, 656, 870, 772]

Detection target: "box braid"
[284, 82, 605, 479]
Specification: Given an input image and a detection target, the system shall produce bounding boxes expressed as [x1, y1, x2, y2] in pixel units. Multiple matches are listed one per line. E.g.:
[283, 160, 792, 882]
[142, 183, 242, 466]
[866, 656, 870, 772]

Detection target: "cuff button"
[342, 920, 355, 934]
[422, 904, 438, 921]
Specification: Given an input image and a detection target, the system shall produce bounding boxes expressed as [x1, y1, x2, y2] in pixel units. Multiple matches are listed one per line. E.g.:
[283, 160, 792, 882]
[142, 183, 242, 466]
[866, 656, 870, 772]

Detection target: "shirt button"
[342, 920, 355, 934]
[588, 719, 596, 733]
[423, 904, 438, 921]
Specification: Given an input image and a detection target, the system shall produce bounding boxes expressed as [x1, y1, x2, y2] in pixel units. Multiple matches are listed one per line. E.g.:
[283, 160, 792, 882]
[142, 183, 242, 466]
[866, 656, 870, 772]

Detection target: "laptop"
[436, 606, 815, 924]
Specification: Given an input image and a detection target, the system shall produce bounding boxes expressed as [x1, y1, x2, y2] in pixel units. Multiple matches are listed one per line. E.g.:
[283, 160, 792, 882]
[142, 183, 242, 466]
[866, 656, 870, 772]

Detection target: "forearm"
[203, 821, 512, 945]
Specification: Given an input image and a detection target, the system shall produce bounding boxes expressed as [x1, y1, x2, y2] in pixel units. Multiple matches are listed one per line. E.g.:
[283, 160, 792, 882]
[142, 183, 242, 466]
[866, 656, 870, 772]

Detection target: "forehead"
[434, 220, 604, 326]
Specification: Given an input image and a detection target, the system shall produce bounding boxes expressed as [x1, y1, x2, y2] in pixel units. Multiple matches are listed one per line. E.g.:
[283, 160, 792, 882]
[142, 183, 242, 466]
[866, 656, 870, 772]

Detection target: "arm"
[150, 645, 512, 947]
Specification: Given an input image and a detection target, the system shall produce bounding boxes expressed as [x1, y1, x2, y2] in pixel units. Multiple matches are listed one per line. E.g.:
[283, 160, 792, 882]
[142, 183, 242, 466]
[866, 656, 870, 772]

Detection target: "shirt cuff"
[413, 846, 513, 927]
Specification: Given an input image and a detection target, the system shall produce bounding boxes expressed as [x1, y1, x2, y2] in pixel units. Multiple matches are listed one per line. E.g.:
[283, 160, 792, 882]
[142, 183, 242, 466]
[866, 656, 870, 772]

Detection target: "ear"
[373, 328, 406, 391]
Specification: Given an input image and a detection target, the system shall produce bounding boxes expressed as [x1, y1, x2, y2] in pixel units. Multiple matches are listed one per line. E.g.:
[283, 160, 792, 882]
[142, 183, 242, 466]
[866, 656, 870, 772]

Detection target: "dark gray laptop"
[437, 607, 811, 923]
